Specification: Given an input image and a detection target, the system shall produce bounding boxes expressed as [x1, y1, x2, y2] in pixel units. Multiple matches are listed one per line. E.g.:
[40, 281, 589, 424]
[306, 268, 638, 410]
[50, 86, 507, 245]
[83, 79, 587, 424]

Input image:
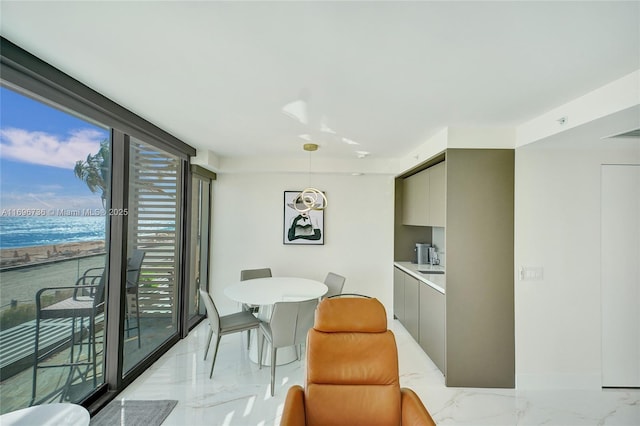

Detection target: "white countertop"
[394, 261, 446, 294]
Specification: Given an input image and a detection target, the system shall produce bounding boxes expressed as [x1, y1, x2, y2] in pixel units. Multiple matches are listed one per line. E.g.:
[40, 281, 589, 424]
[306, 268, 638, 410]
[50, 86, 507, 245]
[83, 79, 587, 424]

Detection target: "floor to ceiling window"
[187, 167, 215, 326]
[0, 86, 111, 411]
[0, 37, 201, 414]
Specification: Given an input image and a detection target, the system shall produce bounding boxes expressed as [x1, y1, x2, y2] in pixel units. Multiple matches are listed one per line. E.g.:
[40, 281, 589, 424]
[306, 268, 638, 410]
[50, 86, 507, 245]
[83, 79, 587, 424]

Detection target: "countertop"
[394, 261, 446, 294]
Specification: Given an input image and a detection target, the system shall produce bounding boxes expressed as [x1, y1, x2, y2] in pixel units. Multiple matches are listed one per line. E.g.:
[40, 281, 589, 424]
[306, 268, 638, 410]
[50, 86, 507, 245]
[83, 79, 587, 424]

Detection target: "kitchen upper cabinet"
[428, 161, 446, 227]
[401, 162, 446, 227]
[419, 283, 445, 372]
[402, 169, 429, 226]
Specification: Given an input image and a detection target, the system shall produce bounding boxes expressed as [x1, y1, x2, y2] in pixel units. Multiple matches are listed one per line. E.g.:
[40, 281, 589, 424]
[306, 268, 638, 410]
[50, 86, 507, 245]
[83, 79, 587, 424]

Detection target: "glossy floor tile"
[117, 320, 640, 425]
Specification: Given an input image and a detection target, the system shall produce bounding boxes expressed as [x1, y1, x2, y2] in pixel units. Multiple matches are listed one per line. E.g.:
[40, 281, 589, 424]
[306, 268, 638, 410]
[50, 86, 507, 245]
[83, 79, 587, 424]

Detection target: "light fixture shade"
[293, 188, 327, 212]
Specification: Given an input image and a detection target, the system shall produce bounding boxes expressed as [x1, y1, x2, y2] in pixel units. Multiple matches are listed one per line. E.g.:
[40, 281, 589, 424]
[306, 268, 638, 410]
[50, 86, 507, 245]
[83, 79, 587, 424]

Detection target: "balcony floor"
[0, 316, 174, 414]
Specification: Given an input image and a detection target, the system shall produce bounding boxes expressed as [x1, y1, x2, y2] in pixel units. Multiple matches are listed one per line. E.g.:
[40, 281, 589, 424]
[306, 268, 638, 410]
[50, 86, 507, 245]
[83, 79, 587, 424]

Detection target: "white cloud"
[0, 127, 106, 169]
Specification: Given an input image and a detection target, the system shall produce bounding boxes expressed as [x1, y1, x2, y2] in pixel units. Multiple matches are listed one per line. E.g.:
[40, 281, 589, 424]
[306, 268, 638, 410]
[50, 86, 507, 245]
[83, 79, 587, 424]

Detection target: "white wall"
[515, 136, 640, 389]
[209, 172, 395, 316]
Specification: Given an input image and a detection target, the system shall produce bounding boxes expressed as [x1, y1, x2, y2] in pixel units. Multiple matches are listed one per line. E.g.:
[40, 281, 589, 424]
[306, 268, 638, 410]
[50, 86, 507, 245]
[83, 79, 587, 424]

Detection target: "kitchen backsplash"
[432, 226, 446, 267]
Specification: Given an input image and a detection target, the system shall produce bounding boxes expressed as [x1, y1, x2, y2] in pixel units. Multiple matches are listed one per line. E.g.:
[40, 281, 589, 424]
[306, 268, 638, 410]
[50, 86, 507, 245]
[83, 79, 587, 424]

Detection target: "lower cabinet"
[394, 267, 445, 374]
[393, 267, 405, 323]
[419, 283, 445, 372]
[403, 275, 420, 341]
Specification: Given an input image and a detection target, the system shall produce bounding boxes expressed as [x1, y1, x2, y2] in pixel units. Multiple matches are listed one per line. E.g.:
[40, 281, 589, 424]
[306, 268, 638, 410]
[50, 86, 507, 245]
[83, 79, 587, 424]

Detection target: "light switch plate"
[519, 266, 544, 281]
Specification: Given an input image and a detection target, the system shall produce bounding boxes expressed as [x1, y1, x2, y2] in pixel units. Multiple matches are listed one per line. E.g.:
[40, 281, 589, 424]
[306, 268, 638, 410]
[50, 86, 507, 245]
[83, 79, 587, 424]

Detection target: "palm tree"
[74, 139, 110, 207]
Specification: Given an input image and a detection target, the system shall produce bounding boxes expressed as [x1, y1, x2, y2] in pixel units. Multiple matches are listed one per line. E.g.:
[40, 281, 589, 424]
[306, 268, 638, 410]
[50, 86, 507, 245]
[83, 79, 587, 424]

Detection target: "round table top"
[0, 403, 90, 426]
[224, 276, 328, 306]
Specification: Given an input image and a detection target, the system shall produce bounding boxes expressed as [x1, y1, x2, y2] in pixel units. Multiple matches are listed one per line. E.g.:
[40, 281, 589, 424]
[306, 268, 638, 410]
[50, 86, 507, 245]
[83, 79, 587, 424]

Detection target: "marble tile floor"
[117, 320, 640, 426]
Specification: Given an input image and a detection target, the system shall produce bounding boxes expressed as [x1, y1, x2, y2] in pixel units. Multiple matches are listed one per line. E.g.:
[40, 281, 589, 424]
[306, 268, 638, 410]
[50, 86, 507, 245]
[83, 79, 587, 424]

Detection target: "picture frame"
[283, 190, 325, 245]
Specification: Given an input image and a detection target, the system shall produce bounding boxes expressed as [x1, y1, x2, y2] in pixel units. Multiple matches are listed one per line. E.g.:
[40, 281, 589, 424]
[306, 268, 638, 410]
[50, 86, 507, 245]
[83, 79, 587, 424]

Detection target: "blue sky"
[0, 86, 109, 212]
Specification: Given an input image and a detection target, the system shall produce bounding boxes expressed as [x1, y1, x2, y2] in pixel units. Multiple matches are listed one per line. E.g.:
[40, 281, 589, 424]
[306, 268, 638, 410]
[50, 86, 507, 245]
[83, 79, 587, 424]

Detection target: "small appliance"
[415, 243, 431, 265]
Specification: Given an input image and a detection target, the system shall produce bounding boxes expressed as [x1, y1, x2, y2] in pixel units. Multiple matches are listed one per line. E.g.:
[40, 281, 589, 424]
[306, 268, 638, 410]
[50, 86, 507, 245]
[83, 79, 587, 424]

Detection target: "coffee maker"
[414, 243, 430, 264]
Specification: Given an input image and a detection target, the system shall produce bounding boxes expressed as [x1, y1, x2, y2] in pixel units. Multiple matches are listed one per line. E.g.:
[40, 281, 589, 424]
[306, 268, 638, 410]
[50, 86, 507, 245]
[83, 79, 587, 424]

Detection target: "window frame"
[1, 36, 198, 414]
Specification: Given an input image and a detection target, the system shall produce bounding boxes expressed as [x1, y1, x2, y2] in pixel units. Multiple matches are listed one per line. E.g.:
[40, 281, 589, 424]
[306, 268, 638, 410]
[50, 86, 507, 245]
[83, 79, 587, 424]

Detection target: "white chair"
[199, 289, 260, 379]
[239, 268, 272, 347]
[257, 299, 318, 396]
[323, 272, 346, 298]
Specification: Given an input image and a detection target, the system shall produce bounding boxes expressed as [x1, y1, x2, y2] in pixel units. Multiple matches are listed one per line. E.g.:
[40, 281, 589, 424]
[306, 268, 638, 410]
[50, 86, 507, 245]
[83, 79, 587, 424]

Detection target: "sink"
[418, 270, 445, 275]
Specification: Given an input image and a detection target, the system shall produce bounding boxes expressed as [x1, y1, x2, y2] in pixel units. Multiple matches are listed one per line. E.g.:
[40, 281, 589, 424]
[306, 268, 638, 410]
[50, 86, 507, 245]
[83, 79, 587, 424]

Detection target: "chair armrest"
[280, 385, 306, 426]
[401, 388, 436, 426]
[35, 285, 99, 309]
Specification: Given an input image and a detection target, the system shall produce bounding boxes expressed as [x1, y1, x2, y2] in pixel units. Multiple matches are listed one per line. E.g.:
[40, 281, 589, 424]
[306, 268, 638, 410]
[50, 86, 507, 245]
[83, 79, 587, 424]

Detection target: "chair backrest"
[323, 272, 345, 298]
[269, 301, 300, 348]
[126, 249, 145, 289]
[199, 288, 221, 335]
[304, 297, 401, 425]
[240, 268, 272, 281]
[76, 267, 107, 306]
[294, 299, 319, 346]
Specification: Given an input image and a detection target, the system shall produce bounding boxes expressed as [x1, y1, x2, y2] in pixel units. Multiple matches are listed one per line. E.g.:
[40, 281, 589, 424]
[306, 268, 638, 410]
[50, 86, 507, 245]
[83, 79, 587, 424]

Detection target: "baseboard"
[516, 372, 602, 390]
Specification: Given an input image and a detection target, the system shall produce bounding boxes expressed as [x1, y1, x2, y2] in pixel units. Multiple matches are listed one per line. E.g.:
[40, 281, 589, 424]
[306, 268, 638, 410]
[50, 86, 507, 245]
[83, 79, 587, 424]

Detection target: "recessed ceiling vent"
[606, 128, 640, 139]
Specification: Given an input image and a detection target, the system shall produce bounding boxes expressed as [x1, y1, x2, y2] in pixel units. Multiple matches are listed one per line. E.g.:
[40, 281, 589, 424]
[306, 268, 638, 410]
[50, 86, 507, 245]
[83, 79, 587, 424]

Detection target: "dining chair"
[199, 288, 260, 379]
[240, 268, 272, 282]
[239, 267, 272, 346]
[257, 299, 319, 396]
[323, 272, 346, 298]
[32, 266, 106, 405]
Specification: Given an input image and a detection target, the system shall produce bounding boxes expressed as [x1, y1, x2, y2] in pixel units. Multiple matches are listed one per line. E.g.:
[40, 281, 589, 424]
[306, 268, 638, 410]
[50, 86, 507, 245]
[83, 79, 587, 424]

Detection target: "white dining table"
[224, 276, 328, 365]
[224, 276, 328, 305]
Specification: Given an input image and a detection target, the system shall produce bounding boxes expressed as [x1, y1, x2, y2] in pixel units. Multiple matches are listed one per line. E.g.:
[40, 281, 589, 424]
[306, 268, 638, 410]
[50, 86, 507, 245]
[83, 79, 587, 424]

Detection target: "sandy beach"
[0, 241, 107, 309]
[0, 240, 105, 269]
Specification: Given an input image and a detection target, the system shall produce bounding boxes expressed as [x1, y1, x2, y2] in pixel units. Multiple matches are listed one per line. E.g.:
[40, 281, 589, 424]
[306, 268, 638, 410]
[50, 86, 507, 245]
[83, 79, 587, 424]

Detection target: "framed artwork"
[283, 190, 325, 245]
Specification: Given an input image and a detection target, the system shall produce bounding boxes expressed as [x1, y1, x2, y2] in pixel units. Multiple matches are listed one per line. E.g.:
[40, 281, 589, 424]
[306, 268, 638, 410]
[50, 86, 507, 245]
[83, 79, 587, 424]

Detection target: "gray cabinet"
[401, 169, 429, 226]
[394, 267, 419, 341]
[403, 275, 420, 341]
[401, 162, 446, 227]
[428, 161, 446, 227]
[394, 148, 515, 388]
[419, 283, 445, 372]
[393, 267, 405, 323]
[444, 149, 514, 388]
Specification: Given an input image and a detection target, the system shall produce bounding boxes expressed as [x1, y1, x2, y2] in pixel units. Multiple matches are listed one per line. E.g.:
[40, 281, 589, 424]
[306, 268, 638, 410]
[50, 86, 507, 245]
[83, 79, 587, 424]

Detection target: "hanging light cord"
[294, 143, 327, 212]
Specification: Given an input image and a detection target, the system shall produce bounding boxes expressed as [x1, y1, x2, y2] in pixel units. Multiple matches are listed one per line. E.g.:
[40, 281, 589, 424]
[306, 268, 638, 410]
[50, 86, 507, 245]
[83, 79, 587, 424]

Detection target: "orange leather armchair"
[281, 297, 436, 426]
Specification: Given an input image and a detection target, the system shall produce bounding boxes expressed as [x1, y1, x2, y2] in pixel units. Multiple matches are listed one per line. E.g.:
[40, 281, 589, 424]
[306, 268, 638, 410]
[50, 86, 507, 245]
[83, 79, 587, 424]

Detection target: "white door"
[601, 164, 640, 387]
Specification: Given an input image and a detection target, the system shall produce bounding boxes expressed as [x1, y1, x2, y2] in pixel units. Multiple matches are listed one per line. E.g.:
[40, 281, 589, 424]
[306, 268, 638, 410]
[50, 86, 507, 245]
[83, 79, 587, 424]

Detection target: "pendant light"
[293, 143, 327, 213]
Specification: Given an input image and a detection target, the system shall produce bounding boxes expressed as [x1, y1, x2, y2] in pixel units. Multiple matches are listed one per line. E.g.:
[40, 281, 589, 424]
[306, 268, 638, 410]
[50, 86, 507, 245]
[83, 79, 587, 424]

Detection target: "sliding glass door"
[122, 137, 183, 374]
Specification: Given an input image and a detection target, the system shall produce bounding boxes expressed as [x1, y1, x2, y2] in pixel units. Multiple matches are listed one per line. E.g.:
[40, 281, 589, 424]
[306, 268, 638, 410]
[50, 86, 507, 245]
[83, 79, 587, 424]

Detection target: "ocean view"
[0, 216, 106, 250]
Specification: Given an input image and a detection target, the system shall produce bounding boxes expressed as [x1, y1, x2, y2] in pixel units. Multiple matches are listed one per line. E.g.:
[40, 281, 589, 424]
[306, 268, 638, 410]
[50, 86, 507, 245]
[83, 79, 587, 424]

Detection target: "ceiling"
[1, 1, 639, 165]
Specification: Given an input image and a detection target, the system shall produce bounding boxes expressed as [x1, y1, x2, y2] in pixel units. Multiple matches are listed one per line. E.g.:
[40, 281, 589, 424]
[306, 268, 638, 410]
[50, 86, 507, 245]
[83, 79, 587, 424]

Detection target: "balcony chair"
[322, 272, 346, 298]
[199, 288, 260, 379]
[124, 250, 145, 348]
[239, 267, 272, 346]
[31, 266, 106, 405]
[257, 299, 318, 396]
[280, 297, 436, 426]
